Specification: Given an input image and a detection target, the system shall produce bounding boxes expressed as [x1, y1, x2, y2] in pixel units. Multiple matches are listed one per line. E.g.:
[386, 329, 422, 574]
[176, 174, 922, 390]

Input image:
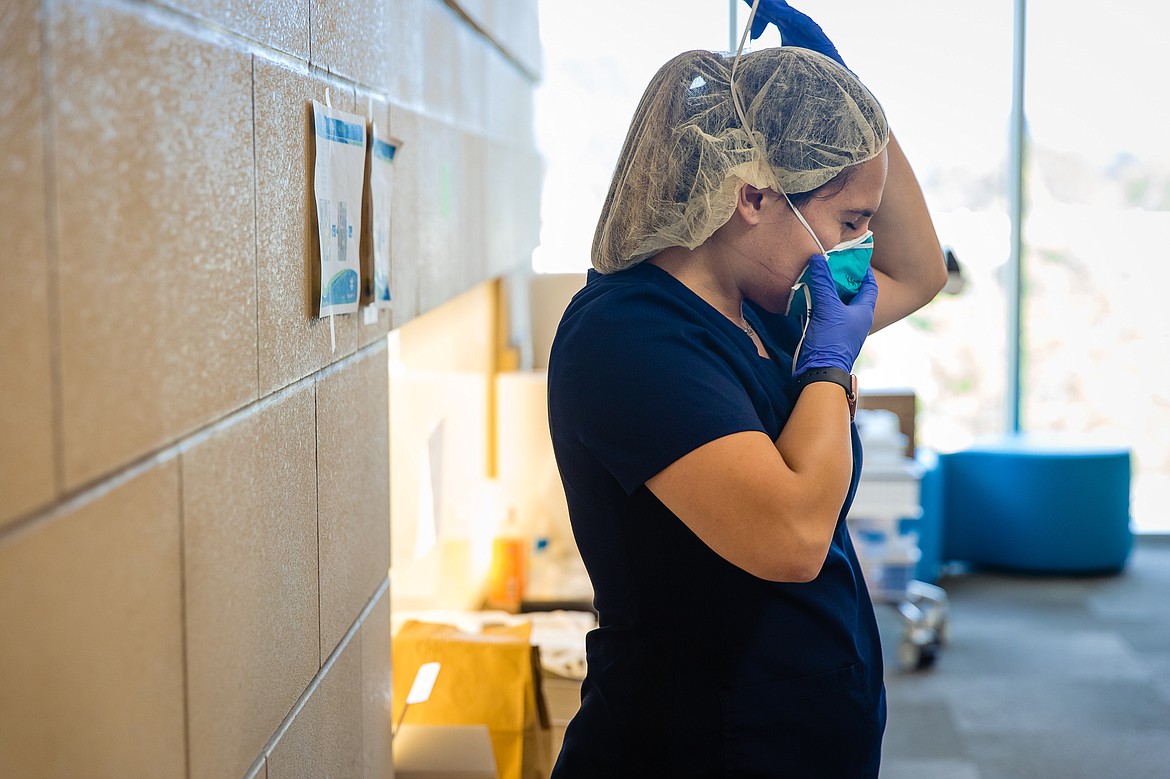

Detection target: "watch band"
[794, 367, 858, 420]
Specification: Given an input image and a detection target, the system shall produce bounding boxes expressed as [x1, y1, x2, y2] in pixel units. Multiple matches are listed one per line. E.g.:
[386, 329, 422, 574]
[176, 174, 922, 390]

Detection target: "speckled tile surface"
[0, 0, 56, 526]
[51, 1, 257, 489]
[181, 385, 319, 779]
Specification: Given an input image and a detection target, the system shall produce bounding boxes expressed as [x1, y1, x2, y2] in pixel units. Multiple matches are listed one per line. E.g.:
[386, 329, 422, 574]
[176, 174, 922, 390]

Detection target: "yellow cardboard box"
[392, 621, 552, 779]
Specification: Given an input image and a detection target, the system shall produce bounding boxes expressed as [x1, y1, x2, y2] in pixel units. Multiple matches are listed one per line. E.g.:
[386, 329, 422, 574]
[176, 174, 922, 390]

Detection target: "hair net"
[592, 47, 889, 274]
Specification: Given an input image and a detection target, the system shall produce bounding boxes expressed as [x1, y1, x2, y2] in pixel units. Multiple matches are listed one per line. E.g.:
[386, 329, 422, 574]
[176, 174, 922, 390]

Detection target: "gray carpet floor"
[876, 535, 1170, 779]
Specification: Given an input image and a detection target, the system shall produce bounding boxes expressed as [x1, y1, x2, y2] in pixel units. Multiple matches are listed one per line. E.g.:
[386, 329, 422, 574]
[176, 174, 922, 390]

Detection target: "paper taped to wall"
[313, 100, 366, 317]
[367, 123, 402, 310]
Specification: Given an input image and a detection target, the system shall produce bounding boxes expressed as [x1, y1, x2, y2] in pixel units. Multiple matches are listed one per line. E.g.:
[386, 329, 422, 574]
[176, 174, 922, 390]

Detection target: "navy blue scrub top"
[547, 263, 885, 778]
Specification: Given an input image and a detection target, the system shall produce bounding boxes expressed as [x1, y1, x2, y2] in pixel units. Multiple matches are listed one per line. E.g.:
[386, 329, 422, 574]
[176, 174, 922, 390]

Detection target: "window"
[1022, 1, 1170, 532]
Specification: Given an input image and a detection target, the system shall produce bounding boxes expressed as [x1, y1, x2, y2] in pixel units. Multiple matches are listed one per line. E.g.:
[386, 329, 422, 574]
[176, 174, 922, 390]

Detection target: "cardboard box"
[858, 389, 917, 459]
[394, 724, 498, 779]
[392, 621, 552, 779]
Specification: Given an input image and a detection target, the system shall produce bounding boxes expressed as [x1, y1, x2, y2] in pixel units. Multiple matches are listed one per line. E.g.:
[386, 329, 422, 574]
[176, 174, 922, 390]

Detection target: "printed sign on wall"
[367, 124, 402, 310]
[313, 100, 366, 317]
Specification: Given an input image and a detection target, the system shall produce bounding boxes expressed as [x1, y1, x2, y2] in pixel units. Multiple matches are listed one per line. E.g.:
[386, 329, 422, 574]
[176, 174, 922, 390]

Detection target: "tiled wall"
[0, 0, 541, 776]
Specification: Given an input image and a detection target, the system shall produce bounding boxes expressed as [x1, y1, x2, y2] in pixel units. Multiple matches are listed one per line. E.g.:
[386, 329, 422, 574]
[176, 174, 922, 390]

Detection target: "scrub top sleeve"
[564, 308, 766, 495]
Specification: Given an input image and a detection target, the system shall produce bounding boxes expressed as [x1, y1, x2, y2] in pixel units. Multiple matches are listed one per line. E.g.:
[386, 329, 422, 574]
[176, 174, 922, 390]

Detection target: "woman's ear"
[735, 184, 768, 225]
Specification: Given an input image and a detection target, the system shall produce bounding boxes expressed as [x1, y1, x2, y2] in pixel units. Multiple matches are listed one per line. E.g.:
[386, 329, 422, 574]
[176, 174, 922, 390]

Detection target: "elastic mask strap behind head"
[731, 0, 827, 260]
[729, 0, 760, 140]
[731, 3, 819, 377]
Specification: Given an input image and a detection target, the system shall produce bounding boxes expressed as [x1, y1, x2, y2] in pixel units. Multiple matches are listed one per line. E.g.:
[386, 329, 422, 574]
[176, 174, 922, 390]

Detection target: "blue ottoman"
[938, 435, 1133, 574]
[915, 450, 946, 583]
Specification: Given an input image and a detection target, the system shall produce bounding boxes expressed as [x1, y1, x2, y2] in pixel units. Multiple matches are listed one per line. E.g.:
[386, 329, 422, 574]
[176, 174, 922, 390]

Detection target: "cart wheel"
[936, 616, 951, 647]
[915, 643, 940, 671]
[897, 638, 921, 672]
[899, 634, 941, 672]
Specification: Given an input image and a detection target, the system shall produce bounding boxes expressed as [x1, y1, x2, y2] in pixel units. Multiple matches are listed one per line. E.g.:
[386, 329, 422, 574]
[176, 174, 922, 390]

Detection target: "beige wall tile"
[0, 460, 185, 777]
[0, 0, 57, 526]
[485, 0, 542, 80]
[268, 633, 364, 779]
[491, 145, 540, 279]
[317, 346, 391, 656]
[417, 116, 478, 316]
[484, 53, 536, 146]
[481, 138, 513, 280]
[456, 20, 488, 135]
[422, 1, 459, 122]
[50, 3, 257, 489]
[310, 0, 394, 92]
[386, 0, 425, 107]
[437, 0, 541, 87]
[361, 584, 393, 779]
[182, 385, 320, 779]
[462, 132, 489, 278]
[255, 60, 366, 395]
[158, 0, 309, 58]
[483, 142, 541, 281]
[387, 105, 420, 327]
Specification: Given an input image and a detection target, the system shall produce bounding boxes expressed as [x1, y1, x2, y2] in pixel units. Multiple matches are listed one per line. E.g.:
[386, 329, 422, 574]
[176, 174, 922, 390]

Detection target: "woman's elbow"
[907, 243, 947, 303]
[902, 251, 948, 316]
[751, 520, 835, 583]
[754, 554, 828, 584]
[924, 253, 948, 300]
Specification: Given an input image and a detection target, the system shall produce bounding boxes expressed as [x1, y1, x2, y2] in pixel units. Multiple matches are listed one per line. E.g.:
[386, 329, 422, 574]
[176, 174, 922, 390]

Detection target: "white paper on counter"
[313, 100, 366, 317]
[368, 123, 401, 310]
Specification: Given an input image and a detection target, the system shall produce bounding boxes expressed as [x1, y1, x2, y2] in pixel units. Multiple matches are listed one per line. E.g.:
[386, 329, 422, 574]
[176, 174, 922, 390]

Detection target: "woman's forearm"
[869, 134, 947, 331]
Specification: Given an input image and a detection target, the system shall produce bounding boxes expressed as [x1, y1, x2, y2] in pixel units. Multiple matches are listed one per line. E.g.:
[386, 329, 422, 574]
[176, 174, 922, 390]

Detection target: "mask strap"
[731, 1, 817, 377]
[783, 192, 828, 256]
[729, 0, 760, 152]
[832, 229, 874, 252]
[791, 287, 811, 375]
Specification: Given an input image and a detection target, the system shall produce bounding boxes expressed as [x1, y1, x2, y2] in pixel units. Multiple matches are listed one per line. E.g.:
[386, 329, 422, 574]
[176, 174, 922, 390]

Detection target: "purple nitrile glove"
[794, 255, 877, 376]
[741, 0, 848, 70]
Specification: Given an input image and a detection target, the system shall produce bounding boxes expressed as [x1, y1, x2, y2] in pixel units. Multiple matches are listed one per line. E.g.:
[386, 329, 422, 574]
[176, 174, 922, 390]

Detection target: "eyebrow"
[846, 209, 875, 219]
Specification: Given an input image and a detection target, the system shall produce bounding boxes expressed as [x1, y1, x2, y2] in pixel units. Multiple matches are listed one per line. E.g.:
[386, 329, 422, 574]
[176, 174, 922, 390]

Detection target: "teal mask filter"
[813, 230, 874, 302]
[782, 192, 875, 315]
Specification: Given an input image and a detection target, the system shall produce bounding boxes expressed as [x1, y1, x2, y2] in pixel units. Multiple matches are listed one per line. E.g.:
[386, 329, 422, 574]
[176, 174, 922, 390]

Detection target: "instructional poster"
[313, 100, 366, 317]
[367, 123, 401, 310]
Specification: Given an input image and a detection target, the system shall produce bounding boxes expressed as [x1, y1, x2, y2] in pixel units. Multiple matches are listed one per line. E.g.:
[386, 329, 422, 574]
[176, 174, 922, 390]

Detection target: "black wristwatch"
[794, 367, 858, 421]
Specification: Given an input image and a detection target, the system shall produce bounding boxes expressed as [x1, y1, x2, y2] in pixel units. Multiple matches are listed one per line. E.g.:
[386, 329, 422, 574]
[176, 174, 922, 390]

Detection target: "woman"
[547, 42, 944, 778]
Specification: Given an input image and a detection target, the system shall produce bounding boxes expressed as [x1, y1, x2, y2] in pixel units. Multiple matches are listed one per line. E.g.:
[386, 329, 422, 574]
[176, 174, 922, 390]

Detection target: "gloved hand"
[794, 255, 877, 376]
[741, 0, 848, 70]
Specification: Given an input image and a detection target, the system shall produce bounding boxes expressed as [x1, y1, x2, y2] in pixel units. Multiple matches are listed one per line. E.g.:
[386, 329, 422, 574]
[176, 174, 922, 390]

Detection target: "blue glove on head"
[793, 254, 877, 377]
[740, 0, 848, 70]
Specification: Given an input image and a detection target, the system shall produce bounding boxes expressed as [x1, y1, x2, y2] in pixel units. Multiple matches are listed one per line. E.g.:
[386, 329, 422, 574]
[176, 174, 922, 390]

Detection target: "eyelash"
[844, 221, 858, 231]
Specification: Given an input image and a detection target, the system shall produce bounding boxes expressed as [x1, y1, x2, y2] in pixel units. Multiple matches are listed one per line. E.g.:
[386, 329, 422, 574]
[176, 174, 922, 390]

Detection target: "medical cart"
[849, 411, 950, 671]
